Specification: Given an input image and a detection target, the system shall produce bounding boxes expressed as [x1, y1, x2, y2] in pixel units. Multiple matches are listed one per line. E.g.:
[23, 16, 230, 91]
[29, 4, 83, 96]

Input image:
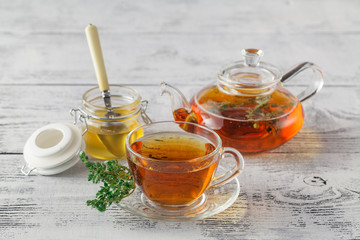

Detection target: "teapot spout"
[160, 82, 198, 123]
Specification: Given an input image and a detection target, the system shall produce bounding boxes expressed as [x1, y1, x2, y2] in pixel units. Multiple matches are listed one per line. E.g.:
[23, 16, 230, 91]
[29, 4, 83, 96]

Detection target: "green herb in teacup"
[80, 152, 135, 212]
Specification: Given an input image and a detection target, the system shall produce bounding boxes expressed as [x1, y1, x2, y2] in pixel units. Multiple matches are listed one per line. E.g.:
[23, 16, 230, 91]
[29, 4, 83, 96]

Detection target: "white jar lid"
[22, 122, 84, 175]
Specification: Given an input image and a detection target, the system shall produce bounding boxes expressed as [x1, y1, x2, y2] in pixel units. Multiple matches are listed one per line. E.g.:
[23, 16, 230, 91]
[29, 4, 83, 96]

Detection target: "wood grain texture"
[0, 29, 359, 86]
[0, 0, 360, 239]
[1, 153, 359, 239]
[0, 85, 359, 154]
[0, 1, 359, 86]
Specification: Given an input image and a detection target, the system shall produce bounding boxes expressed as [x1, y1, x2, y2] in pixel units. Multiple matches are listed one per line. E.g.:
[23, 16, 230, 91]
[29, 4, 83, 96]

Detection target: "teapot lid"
[218, 49, 282, 91]
[193, 48, 298, 122]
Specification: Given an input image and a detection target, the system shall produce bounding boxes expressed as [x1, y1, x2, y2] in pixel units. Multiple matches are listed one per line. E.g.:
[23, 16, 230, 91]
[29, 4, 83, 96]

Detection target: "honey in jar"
[72, 85, 151, 160]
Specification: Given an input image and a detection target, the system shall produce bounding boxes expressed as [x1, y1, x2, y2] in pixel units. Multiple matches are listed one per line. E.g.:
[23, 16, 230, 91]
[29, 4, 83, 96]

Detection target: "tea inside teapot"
[161, 49, 323, 153]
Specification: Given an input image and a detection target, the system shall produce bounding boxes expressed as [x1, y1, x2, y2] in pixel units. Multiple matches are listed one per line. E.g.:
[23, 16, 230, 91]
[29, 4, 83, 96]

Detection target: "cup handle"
[208, 147, 245, 189]
[280, 62, 324, 103]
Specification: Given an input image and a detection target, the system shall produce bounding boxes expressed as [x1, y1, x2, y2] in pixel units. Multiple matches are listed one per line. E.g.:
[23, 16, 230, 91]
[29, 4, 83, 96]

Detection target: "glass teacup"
[125, 121, 244, 208]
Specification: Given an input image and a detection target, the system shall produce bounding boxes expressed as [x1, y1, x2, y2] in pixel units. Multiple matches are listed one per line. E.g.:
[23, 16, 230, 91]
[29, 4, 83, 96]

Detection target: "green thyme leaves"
[80, 152, 136, 212]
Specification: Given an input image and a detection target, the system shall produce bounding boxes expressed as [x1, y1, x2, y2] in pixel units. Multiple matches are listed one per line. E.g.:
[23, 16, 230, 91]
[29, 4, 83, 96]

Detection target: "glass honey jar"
[71, 85, 151, 160]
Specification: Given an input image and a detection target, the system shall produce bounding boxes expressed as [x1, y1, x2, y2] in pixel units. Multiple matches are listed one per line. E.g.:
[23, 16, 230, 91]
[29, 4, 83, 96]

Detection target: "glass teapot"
[161, 48, 323, 153]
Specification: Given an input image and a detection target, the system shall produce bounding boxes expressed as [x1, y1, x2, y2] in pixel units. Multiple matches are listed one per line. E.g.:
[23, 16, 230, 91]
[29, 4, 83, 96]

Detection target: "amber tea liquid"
[127, 132, 218, 206]
[174, 85, 304, 153]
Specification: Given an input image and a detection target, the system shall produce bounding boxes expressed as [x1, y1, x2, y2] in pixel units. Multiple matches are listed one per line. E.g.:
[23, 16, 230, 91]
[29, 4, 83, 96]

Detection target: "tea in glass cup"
[126, 121, 244, 207]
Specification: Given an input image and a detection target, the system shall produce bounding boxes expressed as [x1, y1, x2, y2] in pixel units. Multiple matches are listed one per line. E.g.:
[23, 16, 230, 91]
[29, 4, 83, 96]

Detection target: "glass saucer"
[117, 172, 240, 221]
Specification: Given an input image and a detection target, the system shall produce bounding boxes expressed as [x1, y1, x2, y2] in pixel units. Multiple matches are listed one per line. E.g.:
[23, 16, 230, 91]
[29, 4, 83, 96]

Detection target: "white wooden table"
[1, 0, 360, 239]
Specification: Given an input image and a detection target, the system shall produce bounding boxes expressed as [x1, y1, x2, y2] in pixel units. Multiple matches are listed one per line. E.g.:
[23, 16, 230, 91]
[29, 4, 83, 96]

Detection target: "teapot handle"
[280, 62, 324, 102]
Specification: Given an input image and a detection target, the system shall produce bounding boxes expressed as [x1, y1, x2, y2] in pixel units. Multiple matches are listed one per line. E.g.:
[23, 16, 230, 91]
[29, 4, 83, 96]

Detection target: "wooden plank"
[0, 85, 359, 154]
[0, 32, 359, 86]
[1, 0, 360, 239]
[1, 152, 359, 239]
[0, 0, 359, 34]
[0, 0, 359, 86]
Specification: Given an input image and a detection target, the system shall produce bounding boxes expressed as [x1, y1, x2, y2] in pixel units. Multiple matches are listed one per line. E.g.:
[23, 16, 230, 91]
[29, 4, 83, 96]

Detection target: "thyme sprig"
[80, 152, 136, 212]
[245, 95, 271, 119]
